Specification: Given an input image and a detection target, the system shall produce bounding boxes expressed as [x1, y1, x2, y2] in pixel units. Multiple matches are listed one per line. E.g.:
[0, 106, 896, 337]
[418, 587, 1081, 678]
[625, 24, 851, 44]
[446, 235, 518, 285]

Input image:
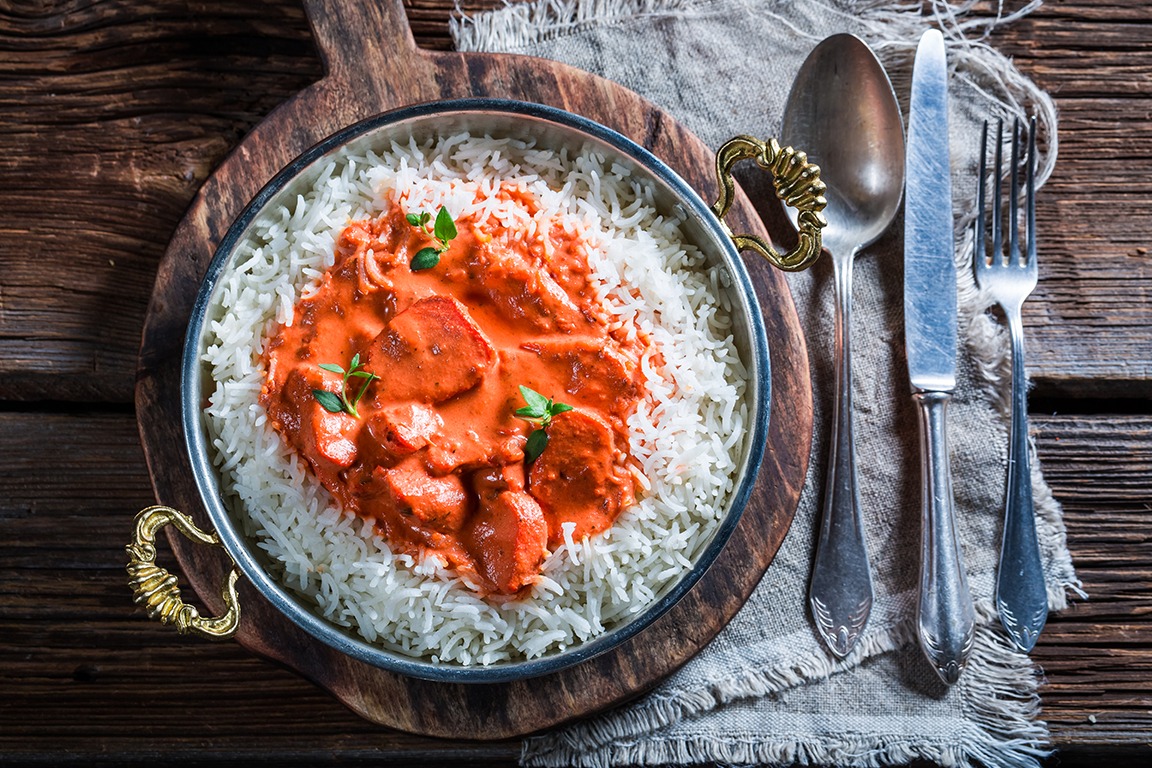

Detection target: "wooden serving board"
[135, 0, 812, 740]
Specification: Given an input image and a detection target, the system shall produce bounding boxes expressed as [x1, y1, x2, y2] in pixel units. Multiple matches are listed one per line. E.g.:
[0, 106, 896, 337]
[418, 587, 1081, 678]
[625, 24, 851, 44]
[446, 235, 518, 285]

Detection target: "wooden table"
[1, 1, 1148, 765]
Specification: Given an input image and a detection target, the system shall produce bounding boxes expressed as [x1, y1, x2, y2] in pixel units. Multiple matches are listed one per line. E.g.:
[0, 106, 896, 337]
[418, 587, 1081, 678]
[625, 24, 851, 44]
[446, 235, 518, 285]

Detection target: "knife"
[904, 28, 976, 686]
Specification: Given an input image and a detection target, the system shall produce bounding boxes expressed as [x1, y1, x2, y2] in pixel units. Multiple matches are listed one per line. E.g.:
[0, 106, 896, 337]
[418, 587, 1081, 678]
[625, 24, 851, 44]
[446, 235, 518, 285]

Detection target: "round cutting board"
[135, 0, 812, 740]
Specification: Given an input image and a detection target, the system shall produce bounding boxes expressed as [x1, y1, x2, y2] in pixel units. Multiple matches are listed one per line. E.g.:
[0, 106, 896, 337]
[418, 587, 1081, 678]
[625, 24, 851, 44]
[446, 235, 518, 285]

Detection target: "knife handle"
[913, 391, 975, 685]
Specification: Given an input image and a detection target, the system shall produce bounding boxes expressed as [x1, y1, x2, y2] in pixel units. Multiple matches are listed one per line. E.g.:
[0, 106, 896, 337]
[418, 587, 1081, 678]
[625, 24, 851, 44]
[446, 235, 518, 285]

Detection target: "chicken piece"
[364, 296, 495, 403]
[466, 239, 592, 334]
[521, 338, 640, 418]
[424, 429, 510, 477]
[364, 403, 443, 466]
[266, 364, 359, 483]
[470, 463, 527, 502]
[372, 465, 470, 534]
[528, 408, 633, 546]
[463, 489, 548, 594]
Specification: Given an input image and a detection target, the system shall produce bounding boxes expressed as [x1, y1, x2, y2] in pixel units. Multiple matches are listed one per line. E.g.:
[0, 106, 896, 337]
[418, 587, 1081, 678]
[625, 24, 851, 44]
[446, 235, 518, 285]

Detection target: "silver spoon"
[781, 33, 906, 658]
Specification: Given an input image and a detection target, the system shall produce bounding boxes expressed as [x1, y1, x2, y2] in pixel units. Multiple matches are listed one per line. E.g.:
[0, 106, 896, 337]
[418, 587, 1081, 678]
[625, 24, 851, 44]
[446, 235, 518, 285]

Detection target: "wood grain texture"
[1, 0, 1149, 403]
[134, 0, 811, 741]
[1030, 415, 1152, 760]
[984, 0, 1152, 399]
[2, 412, 1149, 764]
[0, 0, 324, 403]
[0, 0, 1149, 764]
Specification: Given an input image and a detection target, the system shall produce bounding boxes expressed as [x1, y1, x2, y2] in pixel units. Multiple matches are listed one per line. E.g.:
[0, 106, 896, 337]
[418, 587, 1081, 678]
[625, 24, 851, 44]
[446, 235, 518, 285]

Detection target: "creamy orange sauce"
[260, 190, 647, 595]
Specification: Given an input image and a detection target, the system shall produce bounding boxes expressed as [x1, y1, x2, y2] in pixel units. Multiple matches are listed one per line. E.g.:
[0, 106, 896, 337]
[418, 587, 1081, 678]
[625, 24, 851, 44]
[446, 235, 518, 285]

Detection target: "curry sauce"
[261, 191, 647, 595]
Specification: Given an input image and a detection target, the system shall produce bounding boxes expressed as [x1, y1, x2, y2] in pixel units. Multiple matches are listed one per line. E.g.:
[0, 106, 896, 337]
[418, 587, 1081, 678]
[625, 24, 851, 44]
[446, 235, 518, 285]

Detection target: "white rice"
[201, 132, 749, 665]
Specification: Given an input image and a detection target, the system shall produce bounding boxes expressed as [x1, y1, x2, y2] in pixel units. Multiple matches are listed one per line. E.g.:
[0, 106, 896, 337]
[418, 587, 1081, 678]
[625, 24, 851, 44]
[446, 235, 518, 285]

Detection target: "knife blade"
[904, 28, 976, 686]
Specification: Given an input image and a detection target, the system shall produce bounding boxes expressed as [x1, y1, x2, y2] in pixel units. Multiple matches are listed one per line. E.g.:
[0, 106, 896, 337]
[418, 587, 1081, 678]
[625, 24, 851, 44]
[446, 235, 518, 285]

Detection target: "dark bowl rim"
[181, 97, 771, 683]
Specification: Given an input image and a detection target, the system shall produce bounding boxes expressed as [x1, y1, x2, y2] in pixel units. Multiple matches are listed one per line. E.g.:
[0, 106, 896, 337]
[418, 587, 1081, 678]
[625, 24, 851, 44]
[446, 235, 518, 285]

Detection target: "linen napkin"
[453, 1, 1080, 766]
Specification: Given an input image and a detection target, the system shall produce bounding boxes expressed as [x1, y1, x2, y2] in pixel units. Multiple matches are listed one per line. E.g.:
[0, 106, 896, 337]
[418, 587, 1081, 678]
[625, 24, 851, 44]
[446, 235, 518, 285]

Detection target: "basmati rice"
[201, 132, 749, 665]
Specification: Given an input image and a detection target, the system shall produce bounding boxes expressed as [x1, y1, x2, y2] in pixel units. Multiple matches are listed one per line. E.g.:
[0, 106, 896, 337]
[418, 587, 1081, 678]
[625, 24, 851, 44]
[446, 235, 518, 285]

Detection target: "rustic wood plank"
[0, 0, 1150, 402]
[0, 409, 519, 763]
[1029, 415, 1152, 759]
[983, 3, 1152, 398]
[0, 0, 323, 403]
[2, 412, 1150, 761]
[1, 0, 1150, 764]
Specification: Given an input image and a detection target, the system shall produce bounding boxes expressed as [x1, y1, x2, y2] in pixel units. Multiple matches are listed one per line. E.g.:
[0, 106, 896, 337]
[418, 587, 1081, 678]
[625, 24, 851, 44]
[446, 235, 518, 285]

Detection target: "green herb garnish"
[312, 353, 380, 418]
[514, 385, 574, 463]
[405, 211, 432, 228]
[406, 206, 458, 271]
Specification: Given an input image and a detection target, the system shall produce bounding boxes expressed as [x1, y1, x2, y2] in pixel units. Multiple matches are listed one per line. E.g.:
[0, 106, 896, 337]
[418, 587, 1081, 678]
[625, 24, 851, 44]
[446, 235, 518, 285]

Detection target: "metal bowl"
[128, 98, 824, 683]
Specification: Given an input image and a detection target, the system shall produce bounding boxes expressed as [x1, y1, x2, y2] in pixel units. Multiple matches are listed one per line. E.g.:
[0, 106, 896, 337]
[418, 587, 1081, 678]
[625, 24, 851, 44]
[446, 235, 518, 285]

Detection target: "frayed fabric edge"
[522, 601, 1038, 761]
[451, 0, 699, 52]
[524, 619, 921, 763]
[452, 1, 1076, 766]
[524, 625, 1050, 768]
[957, 627, 1054, 768]
[451, 0, 1059, 185]
[450, 0, 926, 54]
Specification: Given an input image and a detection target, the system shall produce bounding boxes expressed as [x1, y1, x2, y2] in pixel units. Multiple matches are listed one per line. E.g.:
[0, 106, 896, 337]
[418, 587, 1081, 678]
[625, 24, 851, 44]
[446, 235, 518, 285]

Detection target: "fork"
[975, 117, 1048, 652]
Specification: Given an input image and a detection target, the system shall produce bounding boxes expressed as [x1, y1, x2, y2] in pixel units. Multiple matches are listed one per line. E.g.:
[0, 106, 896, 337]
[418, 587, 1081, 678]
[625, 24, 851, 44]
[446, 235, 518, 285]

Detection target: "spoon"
[781, 33, 906, 658]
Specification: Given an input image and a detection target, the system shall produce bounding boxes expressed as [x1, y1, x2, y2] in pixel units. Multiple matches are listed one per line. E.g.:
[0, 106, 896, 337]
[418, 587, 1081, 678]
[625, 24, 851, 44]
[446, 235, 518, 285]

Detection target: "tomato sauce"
[260, 189, 647, 595]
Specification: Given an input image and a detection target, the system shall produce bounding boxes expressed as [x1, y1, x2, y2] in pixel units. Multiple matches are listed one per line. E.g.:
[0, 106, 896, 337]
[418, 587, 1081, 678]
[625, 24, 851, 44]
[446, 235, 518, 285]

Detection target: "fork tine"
[1009, 118, 1021, 267]
[1026, 116, 1037, 268]
[976, 120, 988, 268]
[992, 119, 1004, 266]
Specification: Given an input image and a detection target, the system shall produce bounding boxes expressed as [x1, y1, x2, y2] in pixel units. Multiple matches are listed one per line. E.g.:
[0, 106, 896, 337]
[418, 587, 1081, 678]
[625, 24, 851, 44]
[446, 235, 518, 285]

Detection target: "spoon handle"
[809, 252, 873, 658]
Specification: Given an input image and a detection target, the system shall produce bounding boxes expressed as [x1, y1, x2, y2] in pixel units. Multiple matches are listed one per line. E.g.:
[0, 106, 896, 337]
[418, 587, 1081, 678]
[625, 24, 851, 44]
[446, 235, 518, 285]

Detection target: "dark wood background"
[1, 0, 1148, 765]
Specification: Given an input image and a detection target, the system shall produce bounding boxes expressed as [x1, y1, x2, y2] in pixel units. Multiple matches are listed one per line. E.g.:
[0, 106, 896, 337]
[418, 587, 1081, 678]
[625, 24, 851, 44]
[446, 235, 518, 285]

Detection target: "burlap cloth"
[453, 1, 1080, 765]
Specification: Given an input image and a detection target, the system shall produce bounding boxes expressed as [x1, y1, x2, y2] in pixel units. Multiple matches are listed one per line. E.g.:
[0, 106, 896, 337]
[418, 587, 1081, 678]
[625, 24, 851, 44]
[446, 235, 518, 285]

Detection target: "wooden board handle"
[302, 0, 440, 106]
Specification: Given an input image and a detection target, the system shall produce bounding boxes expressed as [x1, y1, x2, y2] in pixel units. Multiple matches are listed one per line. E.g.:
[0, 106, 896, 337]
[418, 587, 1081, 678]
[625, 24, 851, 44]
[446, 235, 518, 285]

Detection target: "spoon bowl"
[783, 34, 906, 252]
[780, 33, 905, 658]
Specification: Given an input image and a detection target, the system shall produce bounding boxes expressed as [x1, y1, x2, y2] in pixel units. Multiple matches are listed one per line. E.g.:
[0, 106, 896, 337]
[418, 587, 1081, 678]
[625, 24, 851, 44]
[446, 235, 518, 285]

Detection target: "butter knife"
[904, 28, 976, 686]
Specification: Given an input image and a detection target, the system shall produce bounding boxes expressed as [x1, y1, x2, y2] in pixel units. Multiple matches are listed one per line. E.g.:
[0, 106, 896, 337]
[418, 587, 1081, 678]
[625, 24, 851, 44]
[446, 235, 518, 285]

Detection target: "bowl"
[127, 98, 826, 683]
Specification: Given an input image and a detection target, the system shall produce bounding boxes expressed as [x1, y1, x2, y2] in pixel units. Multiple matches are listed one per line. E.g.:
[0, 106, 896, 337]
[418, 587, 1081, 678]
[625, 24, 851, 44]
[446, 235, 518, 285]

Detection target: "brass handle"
[126, 505, 241, 639]
[712, 135, 828, 272]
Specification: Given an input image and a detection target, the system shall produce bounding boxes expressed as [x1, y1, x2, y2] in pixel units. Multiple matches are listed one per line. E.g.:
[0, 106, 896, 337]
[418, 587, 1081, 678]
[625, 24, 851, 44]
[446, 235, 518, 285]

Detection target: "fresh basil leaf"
[347, 370, 378, 380]
[514, 405, 545, 420]
[349, 352, 361, 370]
[405, 213, 421, 227]
[434, 205, 457, 242]
[525, 428, 548, 463]
[318, 363, 344, 374]
[312, 389, 344, 414]
[519, 385, 550, 412]
[410, 247, 441, 271]
[549, 402, 574, 416]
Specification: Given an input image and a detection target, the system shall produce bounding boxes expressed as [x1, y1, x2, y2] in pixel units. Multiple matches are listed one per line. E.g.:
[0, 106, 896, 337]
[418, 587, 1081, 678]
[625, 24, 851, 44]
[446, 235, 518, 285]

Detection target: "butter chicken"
[261, 190, 647, 596]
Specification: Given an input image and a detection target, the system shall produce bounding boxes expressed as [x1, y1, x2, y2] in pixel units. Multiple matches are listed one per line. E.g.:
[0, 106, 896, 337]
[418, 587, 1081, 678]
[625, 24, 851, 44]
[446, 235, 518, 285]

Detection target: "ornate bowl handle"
[126, 505, 241, 639]
[712, 136, 828, 272]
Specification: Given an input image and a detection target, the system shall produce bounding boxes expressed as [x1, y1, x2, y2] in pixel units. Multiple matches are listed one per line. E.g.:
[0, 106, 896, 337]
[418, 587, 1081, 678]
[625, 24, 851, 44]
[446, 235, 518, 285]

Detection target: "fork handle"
[995, 306, 1049, 651]
[913, 391, 976, 685]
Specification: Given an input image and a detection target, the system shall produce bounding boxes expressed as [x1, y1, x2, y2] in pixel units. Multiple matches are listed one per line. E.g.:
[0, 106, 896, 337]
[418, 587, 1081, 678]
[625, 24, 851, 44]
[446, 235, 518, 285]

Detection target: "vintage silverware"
[781, 33, 905, 658]
[975, 117, 1048, 651]
[904, 29, 976, 685]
